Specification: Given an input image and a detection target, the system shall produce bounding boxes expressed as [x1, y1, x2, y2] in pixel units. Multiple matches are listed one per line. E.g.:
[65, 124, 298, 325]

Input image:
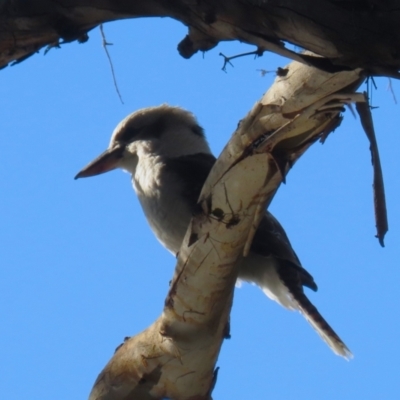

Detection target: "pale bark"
[89, 58, 365, 400]
[1, 0, 400, 77]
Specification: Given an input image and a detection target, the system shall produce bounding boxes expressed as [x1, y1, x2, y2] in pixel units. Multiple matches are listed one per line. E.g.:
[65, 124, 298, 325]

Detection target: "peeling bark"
[89, 58, 367, 400]
[1, 0, 400, 76]
[356, 98, 389, 246]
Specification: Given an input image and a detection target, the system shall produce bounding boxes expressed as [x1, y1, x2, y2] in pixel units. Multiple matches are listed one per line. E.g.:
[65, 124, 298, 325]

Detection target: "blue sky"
[1, 17, 400, 400]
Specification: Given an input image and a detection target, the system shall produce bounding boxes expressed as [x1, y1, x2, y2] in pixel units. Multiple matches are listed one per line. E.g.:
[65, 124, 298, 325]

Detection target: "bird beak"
[74, 145, 125, 179]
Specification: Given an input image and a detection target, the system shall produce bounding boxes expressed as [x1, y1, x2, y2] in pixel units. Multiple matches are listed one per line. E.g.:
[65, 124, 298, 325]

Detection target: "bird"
[75, 104, 351, 358]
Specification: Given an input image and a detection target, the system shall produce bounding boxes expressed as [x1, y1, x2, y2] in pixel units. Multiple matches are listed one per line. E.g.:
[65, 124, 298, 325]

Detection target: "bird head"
[75, 104, 210, 179]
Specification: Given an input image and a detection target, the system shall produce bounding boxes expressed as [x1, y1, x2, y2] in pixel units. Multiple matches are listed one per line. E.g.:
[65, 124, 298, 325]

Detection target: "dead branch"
[356, 97, 389, 246]
[99, 24, 124, 104]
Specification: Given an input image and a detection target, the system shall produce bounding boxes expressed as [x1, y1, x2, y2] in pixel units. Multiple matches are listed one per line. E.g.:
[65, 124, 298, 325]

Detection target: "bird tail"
[291, 290, 353, 359]
[238, 255, 352, 358]
[273, 259, 352, 359]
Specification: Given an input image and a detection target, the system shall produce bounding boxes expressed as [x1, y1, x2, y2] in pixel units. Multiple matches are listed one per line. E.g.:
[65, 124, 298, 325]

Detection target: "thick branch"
[1, 1, 400, 76]
[89, 58, 365, 400]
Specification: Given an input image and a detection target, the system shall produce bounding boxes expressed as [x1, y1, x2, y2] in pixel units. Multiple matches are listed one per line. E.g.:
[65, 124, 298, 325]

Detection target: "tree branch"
[1, 1, 400, 76]
[89, 56, 367, 400]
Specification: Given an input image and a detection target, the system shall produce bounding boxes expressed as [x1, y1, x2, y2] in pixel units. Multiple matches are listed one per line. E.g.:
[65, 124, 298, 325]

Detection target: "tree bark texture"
[1, 0, 400, 76]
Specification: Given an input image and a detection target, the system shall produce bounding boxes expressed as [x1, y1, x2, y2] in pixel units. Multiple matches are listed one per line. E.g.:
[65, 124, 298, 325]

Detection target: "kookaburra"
[75, 104, 351, 359]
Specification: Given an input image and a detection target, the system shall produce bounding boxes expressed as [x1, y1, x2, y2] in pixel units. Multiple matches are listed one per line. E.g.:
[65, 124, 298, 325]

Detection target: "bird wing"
[278, 264, 353, 359]
[251, 212, 318, 291]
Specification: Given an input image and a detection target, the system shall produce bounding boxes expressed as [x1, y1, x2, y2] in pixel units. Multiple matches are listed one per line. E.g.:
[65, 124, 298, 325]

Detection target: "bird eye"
[114, 126, 142, 144]
[191, 124, 205, 137]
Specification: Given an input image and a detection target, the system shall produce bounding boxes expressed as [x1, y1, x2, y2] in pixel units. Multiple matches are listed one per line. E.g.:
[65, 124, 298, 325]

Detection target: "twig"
[99, 24, 124, 104]
[387, 78, 398, 104]
[219, 48, 264, 72]
[366, 76, 378, 109]
[257, 67, 288, 78]
[257, 68, 270, 77]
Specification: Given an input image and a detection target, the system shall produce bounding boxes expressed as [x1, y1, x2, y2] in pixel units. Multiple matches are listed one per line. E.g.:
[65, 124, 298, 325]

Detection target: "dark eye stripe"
[146, 116, 166, 138]
[113, 126, 141, 144]
[191, 124, 205, 137]
[113, 116, 167, 144]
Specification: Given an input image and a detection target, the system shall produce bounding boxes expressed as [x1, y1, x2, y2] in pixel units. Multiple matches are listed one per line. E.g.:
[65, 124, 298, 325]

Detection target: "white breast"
[132, 155, 192, 255]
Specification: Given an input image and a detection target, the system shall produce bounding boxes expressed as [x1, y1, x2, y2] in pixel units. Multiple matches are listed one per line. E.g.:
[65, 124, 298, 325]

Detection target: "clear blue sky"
[1, 17, 400, 400]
